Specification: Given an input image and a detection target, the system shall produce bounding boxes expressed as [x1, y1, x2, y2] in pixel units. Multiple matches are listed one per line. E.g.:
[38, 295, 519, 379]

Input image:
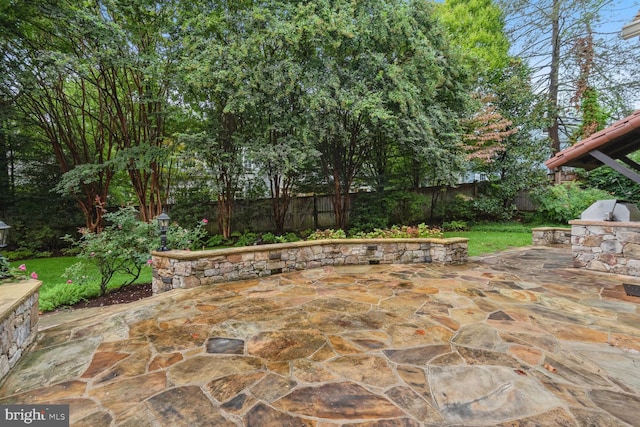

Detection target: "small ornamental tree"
[63, 207, 207, 295]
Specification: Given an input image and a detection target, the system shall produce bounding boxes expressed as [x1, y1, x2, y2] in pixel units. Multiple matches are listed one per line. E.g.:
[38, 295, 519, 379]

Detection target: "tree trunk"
[547, 0, 561, 155]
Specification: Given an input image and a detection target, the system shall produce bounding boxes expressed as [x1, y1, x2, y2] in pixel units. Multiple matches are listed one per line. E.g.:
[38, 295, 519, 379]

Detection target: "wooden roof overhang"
[545, 110, 640, 184]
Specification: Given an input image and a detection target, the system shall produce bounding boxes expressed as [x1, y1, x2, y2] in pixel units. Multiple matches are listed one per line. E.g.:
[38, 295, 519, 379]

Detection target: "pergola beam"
[590, 149, 640, 185]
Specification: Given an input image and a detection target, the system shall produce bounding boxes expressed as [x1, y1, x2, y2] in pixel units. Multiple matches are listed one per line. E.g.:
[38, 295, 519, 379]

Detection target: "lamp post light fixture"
[0, 220, 10, 267]
[0, 220, 10, 250]
[157, 210, 170, 251]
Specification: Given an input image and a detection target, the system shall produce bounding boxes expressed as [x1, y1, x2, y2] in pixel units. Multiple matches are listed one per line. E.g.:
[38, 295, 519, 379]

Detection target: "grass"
[444, 230, 533, 256]
[12, 257, 152, 312]
[444, 221, 567, 256]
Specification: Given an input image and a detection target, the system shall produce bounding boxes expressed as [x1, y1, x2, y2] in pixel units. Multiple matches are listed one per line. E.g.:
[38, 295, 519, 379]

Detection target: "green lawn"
[444, 230, 532, 256]
[12, 257, 152, 312]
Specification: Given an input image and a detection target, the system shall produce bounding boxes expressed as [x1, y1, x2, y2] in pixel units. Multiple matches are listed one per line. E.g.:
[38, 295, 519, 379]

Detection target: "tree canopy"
[3, 0, 632, 241]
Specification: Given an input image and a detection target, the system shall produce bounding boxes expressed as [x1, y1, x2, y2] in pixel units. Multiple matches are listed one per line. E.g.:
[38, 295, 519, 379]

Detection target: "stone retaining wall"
[0, 279, 41, 383]
[532, 227, 572, 246]
[570, 220, 640, 276]
[152, 238, 468, 294]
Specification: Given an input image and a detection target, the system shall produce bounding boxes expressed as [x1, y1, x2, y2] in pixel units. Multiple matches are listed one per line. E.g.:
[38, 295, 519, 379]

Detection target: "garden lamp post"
[0, 220, 9, 253]
[157, 210, 170, 251]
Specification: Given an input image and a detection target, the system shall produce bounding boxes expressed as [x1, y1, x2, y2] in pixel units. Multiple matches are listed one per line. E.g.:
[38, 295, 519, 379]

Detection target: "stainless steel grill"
[580, 199, 640, 222]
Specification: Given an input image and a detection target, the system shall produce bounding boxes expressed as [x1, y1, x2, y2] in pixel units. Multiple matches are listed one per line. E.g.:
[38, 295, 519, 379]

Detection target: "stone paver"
[1, 246, 640, 426]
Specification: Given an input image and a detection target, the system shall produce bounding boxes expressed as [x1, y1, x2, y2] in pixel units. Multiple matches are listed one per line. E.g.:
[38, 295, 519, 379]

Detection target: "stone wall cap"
[569, 219, 640, 228]
[532, 227, 571, 231]
[0, 279, 42, 323]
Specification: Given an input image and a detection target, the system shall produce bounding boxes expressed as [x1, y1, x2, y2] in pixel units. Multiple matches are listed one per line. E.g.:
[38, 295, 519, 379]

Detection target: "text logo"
[1, 405, 69, 426]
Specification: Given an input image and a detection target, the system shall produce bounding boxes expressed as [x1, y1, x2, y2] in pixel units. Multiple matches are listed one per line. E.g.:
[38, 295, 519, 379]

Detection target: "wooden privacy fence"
[191, 183, 536, 234]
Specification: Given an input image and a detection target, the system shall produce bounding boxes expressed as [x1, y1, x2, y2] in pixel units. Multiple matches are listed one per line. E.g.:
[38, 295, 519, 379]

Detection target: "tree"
[240, 3, 319, 234]
[436, 0, 511, 74]
[1, 0, 176, 230]
[500, 0, 637, 154]
[304, 0, 471, 229]
[466, 60, 549, 218]
[177, 1, 254, 238]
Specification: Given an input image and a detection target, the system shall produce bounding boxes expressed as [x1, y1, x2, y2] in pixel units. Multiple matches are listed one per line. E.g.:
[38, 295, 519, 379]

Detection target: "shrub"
[311, 224, 443, 240]
[307, 229, 347, 240]
[281, 232, 301, 243]
[532, 182, 612, 223]
[206, 234, 226, 247]
[261, 232, 277, 244]
[234, 231, 259, 247]
[63, 207, 207, 295]
[442, 220, 468, 231]
[348, 191, 431, 233]
[0, 258, 39, 282]
[38, 282, 97, 312]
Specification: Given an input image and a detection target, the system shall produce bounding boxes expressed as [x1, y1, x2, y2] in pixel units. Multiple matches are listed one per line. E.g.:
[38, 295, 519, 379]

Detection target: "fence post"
[313, 194, 318, 230]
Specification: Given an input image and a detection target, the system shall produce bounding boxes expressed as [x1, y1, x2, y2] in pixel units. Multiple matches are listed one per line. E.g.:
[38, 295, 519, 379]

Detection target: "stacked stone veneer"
[532, 227, 571, 246]
[152, 238, 468, 294]
[570, 220, 640, 276]
[0, 280, 41, 383]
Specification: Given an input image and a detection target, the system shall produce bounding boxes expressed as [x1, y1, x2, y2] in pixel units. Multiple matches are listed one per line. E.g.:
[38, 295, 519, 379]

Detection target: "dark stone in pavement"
[206, 337, 245, 354]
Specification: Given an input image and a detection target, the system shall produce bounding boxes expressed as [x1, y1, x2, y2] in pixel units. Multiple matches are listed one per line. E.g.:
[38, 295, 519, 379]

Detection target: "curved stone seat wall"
[151, 238, 468, 294]
[570, 220, 640, 276]
[0, 279, 41, 383]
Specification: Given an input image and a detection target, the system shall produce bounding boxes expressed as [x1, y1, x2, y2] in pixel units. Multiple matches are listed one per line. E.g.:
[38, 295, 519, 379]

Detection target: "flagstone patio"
[1, 246, 639, 426]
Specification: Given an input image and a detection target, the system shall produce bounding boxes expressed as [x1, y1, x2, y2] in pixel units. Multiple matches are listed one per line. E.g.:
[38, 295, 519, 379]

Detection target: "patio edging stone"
[151, 238, 468, 294]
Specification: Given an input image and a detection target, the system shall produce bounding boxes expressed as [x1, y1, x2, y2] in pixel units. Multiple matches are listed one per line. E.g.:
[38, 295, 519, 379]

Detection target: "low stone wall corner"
[569, 220, 640, 277]
[532, 227, 572, 246]
[0, 279, 41, 383]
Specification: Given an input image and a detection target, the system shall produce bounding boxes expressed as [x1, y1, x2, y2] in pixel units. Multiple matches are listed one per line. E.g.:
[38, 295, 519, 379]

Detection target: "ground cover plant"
[13, 257, 152, 312]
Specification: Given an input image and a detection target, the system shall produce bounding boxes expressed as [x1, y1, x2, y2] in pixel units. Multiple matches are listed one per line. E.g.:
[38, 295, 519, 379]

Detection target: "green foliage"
[308, 224, 442, 240]
[349, 191, 431, 234]
[571, 87, 609, 143]
[206, 234, 226, 248]
[63, 207, 206, 296]
[348, 193, 393, 233]
[582, 153, 640, 204]
[260, 232, 277, 244]
[6, 256, 150, 312]
[38, 282, 97, 312]
[0, 258, 39, 282]
[167, 219, 208, 251]
[280, 233, 301, 243]
[259, 232, 300, 245]
[0, 256, 10, 278]
[436, 0, 510, 74]
[470, 222, 534, 233]
[307, 229, 347, 240]
[351, 224, 443, 239]
[532, 182, 612, 223]
[233, 232, 259, 247]
[170, 187, 214, 230]
[62, 207, 156, 296]
[442, 221, 468, 232]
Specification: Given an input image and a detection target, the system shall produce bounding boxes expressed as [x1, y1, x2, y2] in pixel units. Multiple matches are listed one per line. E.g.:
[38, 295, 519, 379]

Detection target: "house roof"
[545, 109, 640, 171]
[622, 10, 640, 39]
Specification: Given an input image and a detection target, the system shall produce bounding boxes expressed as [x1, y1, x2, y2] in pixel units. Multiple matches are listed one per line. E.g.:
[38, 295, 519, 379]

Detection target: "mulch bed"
[69, 283, 153, 309]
